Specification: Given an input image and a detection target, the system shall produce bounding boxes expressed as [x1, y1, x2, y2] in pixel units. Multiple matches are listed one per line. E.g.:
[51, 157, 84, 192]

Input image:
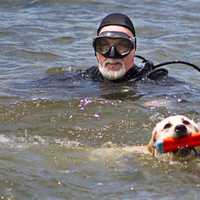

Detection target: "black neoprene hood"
[97, 13, 136, 37]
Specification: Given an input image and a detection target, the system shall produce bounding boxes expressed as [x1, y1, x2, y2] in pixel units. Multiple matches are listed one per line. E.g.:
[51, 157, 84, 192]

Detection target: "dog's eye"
[183, 120, 190, 125]
[163, 123, 172, 129]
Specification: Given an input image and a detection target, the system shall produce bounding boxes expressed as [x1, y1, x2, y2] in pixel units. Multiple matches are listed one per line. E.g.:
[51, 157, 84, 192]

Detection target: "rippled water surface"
[0, 0, 200, 199]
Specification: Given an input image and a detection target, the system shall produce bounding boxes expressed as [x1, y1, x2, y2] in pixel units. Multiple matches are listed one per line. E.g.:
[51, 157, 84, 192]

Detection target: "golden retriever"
[147, 115, 200, 161]
[119, 115, 199, 162]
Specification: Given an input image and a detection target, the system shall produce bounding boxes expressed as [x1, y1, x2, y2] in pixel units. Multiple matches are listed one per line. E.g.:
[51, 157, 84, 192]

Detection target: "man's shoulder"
[84, 66, 99, 74]
[125, 65, 168, 82]
[147, 68, 168, 81]
[79, 66, 104, 81]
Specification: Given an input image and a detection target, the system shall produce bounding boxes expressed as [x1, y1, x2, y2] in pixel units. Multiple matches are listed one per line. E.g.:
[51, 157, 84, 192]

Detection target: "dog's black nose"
[174, 124, 187, 137]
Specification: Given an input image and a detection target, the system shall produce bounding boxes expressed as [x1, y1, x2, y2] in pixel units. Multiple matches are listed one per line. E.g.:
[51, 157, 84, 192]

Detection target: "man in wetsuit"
[83, 13, 167, 82]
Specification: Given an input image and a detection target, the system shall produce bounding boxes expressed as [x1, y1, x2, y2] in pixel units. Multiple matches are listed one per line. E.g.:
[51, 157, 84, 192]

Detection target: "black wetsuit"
[80, 64, 168, 83]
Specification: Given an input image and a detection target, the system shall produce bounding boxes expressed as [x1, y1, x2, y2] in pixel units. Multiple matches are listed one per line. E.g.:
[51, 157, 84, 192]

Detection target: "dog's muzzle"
[174, 124, 188, 138]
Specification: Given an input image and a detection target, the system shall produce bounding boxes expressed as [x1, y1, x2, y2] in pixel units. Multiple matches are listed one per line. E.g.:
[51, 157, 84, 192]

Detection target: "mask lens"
[95, 38, 110, 54]
[115, 38, 133, 55]
[94, 37, 134, 57]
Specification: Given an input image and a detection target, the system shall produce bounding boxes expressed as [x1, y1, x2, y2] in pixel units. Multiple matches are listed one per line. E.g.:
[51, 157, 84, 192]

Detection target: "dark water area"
[0, 0, 200, 199]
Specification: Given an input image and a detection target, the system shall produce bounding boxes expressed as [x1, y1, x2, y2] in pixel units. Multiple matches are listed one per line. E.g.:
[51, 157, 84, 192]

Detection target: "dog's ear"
[147, 127, 157, 156]
[194, 122, 200, 132]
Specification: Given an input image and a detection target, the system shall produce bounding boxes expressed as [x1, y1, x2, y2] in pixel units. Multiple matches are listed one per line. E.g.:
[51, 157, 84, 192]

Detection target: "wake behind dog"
[90, 115, 200, 163]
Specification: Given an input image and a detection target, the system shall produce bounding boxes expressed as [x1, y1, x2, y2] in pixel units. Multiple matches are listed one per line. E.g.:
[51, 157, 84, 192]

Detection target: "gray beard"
[98, 61, 126, 80]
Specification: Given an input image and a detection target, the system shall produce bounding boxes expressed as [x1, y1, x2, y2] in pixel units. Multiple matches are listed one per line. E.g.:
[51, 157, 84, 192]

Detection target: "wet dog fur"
[147, 115, 200, 161]
[124, 115, 200, 161]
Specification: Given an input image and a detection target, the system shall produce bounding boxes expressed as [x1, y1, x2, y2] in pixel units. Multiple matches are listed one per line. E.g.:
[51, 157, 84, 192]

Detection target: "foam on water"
[0, 134, 82, 150]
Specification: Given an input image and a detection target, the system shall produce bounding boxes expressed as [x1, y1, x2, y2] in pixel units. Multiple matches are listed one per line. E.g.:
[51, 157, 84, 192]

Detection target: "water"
[0, 0, 200, 199]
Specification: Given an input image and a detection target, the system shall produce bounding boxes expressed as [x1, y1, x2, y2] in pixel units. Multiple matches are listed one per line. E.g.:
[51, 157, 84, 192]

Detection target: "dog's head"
[148, 115, 199, 160]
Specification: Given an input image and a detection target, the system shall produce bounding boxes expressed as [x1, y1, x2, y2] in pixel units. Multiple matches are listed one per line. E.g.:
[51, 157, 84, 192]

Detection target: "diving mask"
[93, 31, 135, 59]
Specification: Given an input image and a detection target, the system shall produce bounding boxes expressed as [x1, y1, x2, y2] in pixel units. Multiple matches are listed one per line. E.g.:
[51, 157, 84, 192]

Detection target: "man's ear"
[194, 122, 200, 133]
[147, 128, 157, 156]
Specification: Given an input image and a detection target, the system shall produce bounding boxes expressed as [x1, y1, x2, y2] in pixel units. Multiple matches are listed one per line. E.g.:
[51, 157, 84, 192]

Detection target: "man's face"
[95, 25, 136, 80]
